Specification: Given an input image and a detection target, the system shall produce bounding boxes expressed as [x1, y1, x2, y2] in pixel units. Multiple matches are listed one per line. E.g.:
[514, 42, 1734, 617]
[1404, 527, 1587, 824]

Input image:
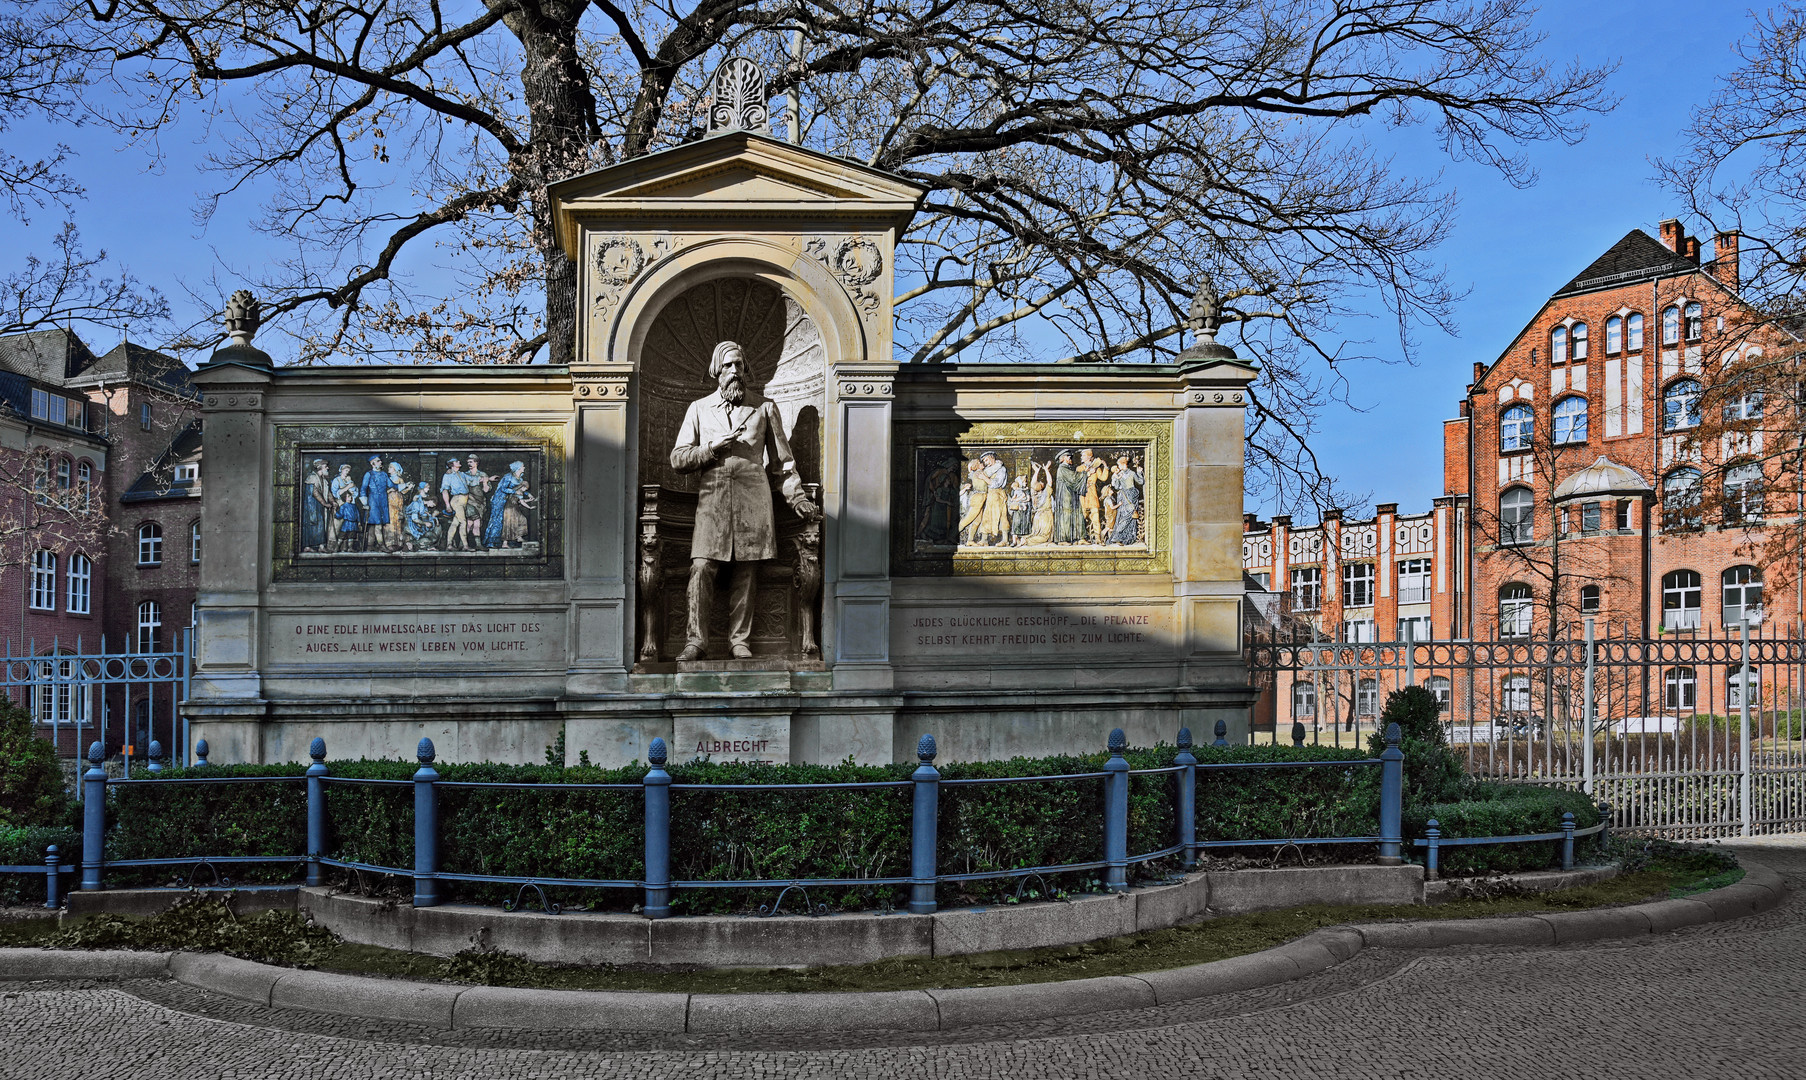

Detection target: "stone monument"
[186, 59, 1259, 768]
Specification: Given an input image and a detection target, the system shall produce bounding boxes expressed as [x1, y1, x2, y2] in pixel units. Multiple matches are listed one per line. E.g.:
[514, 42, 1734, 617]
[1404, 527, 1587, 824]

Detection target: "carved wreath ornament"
[805, 236, 884, 318]
[594, 236, 647, 286]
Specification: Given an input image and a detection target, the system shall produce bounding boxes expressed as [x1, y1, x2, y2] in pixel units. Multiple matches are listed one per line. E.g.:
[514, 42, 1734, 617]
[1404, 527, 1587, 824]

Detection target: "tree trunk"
[511, 2, 600, 364]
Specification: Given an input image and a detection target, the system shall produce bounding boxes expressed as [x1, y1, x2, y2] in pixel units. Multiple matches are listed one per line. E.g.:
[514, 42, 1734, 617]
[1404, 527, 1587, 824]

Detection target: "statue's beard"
[719, 375, 745, 405]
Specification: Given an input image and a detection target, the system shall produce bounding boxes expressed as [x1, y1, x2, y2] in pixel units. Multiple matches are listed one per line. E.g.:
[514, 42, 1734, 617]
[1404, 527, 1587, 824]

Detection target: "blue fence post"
[1378, 722, 1403, 866]
[908, 734, 940, 914]
[1424, 820, 1440, 882]
[642, 738, 672, 919]
[1212, 719, 1229, 748]
[1104, 728, 1130, 893]
[44, 845, 60, 909]
[81, 742, 105, 891]
[194, 739, 210, 767]
[412, 738, 440, 908]
[1561, 812, 1576, 871]
[146, 740, 163, 774]
[1174, 727, 1197, 872]
[1291, 720, 1306, 748]
[306, 737, 328, 889]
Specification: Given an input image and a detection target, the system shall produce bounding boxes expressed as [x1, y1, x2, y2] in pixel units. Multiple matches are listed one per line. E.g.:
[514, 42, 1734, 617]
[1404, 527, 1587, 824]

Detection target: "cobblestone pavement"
[3, 840, 1802, 1080]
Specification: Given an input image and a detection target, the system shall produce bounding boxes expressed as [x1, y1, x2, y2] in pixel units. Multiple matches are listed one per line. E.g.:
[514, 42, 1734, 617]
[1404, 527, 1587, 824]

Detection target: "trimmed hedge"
[1406, 783, 1604, 876]
[0, 824, 79, 905]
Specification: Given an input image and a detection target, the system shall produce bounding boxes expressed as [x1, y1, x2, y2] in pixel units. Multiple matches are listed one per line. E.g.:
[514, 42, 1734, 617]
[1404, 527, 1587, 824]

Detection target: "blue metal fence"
[16, 723, 1421, 916]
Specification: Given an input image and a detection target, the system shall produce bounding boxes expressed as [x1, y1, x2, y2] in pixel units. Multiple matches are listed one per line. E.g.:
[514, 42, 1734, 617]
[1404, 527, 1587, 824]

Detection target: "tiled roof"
[83, 341, 196, 395]
[0, 329, 98, 382]
[1554, 230, 1697, 297]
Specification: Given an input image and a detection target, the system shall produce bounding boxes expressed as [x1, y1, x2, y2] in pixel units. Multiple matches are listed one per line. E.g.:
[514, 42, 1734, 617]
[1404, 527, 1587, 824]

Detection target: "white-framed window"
[1579, 584, 1601, 613]
[1342, 562, 1375, 608]
[66, 554, 90, 615]
[1356, 678, 1379, 717]
[137, 523, 162, 565]
[1627, 312, 1644, 351]
[1398, 615, 1432, 642]
[1663, 569, 1702, 631]
[55, 457, 70, 490]
[1571, 321, 1589, 360]
[1662, 305, 1681, 345]
[175, 462, 198, 482]
[1290, 567, 1322, 612]
[1425, 675, 1452, 712]
[1502, 674, 1532, 713]
[135, 600, 162, 653]
[1500, 582, 1533, 637]
[1550, 324, 1568, 364]
[1292, 681, 1317, 718]
[189, 521, 201, 564]
[76, 461, 92, 508]
[1664, 666, 1697, 710]
[1664, 468, 1703, 530]
[1250, 571, 1271, 589]
[1342, 619, 1378, 643]
[1684, 301, 1703, 340]
[1500, 404, 1533, 452]
[30, 655, 86, 724]
[1616, 500, 1632, 529]
[29, 550, 55, 611]
[1605, 315, 1622, 354]
[1729, 668, 1761, 710]
[1398, 558, 1432, 604]
[1664, 379, 1702, 431]
[1724, 389, 1764, 422]
[1725, 463, 1765, 524]
[1580, 501, 1601, 532]
[1724, 566, 1763, 628]
[1553, 396, 1588, 444]
[1501, 487, 1534, 544]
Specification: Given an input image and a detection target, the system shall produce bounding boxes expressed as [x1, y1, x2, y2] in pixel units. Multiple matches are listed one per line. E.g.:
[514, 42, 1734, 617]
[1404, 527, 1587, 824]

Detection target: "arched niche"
[636, 277, 825, 493]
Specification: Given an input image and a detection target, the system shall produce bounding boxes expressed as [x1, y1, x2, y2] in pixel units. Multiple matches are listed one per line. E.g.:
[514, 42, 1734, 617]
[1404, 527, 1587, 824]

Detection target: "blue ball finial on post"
[309, 737, 327, 763]
[194, 739, 209, 767]
[87, 741, 104, 765]
[146, 740, 164, 773]
[416, 737, 436, 764]
[1107, 727, 1126, 754]
[305, 736, 329, 888]
[1213, 718, 1229, 747]
[916, 733, 937, 762]
[648, 737, 668, 767]
[1176, 726, 1192, 750]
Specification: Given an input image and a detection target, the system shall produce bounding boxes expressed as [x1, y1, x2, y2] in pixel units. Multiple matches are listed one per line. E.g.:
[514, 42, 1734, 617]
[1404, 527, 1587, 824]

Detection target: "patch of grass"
[14, 846, 1742, 995]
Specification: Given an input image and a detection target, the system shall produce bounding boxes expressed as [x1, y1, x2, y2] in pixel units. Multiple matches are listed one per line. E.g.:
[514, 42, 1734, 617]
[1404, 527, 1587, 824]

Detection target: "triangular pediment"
[550, 131, 923, 254]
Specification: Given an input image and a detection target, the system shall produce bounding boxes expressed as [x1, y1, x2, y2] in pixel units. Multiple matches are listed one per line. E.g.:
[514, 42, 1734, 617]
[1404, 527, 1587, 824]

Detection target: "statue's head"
[711, 341, 747, 404]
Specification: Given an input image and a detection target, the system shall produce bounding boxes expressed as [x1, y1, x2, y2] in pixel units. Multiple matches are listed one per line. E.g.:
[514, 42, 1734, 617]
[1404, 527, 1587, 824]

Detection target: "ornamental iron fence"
[2, 631, 192, 774]
[1247, 618, 1806, 838]
[27, 725, 1410, 917]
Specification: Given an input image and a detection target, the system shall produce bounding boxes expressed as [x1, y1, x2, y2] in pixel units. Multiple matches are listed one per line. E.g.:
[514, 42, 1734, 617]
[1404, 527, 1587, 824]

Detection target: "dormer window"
[175, 463, 199, 483]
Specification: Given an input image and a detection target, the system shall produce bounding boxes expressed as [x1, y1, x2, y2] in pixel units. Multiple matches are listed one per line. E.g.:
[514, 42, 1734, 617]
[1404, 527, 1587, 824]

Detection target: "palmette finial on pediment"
[709, 56, 770, 134]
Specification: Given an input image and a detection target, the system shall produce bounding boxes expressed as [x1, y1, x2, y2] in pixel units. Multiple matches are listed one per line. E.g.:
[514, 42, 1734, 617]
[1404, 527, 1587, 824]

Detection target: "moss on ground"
[0, 841, 1744, 994]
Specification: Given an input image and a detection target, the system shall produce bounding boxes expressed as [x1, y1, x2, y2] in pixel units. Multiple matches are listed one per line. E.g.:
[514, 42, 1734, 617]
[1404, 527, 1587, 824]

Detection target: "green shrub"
[0, 824, 79, 904]
[1368, 686, 1466, 804]
[0, 699, 73, 828]
[1407, 783, 1603, 876]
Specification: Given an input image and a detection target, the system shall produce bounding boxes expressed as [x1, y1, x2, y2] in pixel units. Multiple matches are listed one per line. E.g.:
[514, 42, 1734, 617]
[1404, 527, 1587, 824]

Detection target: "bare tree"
[4, 0, 1611, 507]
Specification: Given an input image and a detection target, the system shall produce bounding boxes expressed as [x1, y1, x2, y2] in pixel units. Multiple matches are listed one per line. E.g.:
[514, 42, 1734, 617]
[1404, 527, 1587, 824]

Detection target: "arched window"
[1356, 678, 1379, 717]
[1662, 570, 1702, 631]
[1605, 315, 1623, 354]
[1292, 681, 1317, 718]
[189, 521, 202, 564]
[1425, 676, 1452, 712]
[66, 553, 90, 615]
[1684, 301, 1703, 340]
[1580, 584, 1601, 613]
[1662, 305, 1681, 345]
[1627, 312, 1645, 351]
[31, 651, 84, 725]
[55, 457, 70, 490]
[1553, 396, 1588, 444]
[1664, 379, 1702, 431]
[1500, 487, 1534, 544]
[1571, 321, 1589, 360]
[1725, 463, 1765, 524]
[1665, 667, 1697, 710]
[76, 460, 92, 508]
[1723, 566, 1763, 627]
[1500, 404, 1533, 451]
[1550, 325, 1568, 364]
[137, 523, 162, 565]
[135, 600, 162, 653]
[1502, 674, 1531, 713]
[1663, 468, 1703, 530]
[29, 550, 55, 611]
[1500, 582, 1533, 637]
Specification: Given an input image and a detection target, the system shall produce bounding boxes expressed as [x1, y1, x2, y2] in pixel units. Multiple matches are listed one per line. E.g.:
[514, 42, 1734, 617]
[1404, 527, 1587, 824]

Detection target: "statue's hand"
[789, 494, 821, 522]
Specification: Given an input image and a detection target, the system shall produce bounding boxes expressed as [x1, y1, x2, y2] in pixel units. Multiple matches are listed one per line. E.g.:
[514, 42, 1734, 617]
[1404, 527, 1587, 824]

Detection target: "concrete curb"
[0, 861, 1787, 1033]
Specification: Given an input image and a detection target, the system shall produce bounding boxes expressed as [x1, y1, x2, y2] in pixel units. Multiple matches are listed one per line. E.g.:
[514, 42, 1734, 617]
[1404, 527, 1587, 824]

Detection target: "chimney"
[1472, 361, 1485, 382]
[1459, 398, 1471, 418]
[1713, 231, 1741, 292]
[1659, 218, 1684, 252]
[1244, 512, 1260, 531]
[1684, 236, 1702, 264]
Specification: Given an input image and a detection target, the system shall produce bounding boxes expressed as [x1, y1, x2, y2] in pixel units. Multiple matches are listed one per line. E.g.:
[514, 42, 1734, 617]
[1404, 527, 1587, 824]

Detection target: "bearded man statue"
[668, 340, 819, 660]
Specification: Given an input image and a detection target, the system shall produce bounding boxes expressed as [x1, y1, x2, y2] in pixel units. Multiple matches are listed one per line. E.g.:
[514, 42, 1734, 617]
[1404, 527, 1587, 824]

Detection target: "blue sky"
[0, 2, 1762, 522]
